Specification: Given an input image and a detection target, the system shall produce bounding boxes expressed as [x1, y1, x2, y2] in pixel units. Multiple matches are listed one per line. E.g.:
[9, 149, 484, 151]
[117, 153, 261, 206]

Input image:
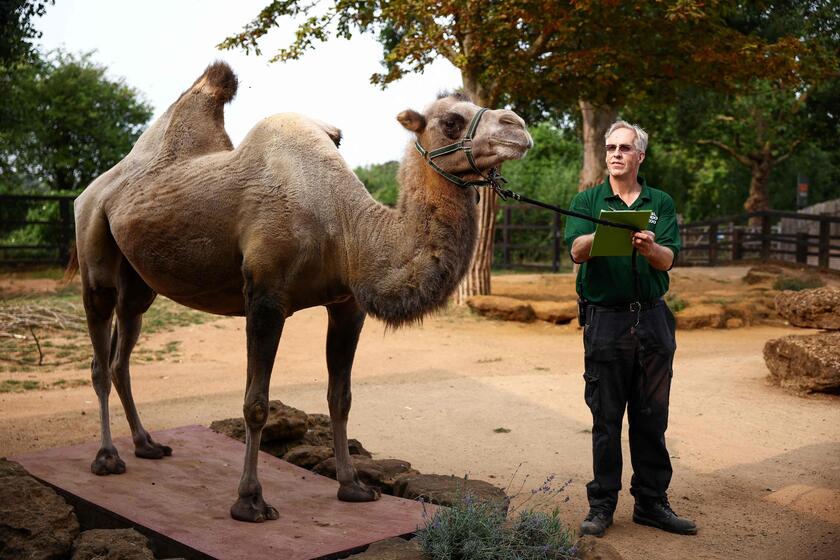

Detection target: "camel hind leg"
[77, 211, 124, 475]
[112, 259, 171, 460]
[326, 299, 379, 502]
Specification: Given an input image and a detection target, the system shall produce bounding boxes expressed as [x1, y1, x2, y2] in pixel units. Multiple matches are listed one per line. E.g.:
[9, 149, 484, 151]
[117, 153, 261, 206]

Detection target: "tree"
[355, 160, 399, 206]
[0, 51, 153, 194]
[219, 1, 817, 299]
[0, 0, 53, 64]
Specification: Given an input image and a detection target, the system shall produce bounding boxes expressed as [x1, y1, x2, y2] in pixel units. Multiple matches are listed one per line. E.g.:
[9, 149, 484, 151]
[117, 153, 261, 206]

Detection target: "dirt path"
[1, 271, 839, 559]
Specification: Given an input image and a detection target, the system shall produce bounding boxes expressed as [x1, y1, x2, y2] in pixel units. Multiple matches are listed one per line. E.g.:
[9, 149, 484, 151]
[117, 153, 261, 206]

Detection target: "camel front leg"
[326, 300, 379, 502]
[230, 291, 284, 523]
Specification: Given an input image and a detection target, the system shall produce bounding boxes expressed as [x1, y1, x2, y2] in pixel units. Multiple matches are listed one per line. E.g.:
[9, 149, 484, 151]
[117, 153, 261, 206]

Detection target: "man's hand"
[632, 230, 657, 257]
[632, 230, 674, 271]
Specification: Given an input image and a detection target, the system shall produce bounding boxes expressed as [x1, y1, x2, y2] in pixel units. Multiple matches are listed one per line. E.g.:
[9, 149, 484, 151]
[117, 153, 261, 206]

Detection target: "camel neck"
[347, 150, 478, 327]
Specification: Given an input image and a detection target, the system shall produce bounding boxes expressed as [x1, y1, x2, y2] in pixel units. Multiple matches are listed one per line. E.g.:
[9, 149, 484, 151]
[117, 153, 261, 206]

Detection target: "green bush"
[773, 274, 824, 291]
[416, 475, 577, 560]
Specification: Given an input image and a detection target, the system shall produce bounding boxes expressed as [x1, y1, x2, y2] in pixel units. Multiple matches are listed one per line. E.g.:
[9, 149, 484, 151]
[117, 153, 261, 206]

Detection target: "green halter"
[414, 108, 507, 190]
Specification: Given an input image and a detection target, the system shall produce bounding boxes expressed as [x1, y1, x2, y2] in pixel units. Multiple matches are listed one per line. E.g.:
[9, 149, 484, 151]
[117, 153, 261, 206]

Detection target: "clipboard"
[589, 209, 652, 257]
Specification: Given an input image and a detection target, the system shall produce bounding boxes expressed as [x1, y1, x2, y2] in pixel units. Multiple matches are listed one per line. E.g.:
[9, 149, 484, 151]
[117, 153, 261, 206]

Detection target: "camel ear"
[397, 110, 426, 133]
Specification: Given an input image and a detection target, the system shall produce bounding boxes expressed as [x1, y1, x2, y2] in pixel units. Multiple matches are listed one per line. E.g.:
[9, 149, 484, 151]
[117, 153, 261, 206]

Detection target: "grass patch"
[0, 379, 41, 392]
[665, 293, 688, 313]
[493, 427, 512, 434]
[417, 475, 577, 560]
[0, 293, 215, 371]
[773, 274, 824, 291]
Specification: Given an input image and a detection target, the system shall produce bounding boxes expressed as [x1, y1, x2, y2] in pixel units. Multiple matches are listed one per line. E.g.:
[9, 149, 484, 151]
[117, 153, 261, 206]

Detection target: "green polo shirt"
[563, 177, 681, 305]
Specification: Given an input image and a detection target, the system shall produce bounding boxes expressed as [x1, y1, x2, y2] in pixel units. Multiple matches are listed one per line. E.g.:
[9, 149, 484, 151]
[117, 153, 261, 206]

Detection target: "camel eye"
[440, 113, 465, 139]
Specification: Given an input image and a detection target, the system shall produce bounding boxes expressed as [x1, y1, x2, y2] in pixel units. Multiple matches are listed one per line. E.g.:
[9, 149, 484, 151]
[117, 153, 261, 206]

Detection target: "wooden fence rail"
[1, 195, 838, 271]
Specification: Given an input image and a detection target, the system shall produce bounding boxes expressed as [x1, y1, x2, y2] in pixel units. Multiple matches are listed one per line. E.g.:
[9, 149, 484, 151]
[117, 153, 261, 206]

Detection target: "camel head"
[397, 93, 532, 187]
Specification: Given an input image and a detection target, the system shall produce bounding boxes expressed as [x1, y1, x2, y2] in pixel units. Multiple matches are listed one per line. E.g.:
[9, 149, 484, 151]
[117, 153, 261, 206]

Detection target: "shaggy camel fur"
[70, 62, 532, 522]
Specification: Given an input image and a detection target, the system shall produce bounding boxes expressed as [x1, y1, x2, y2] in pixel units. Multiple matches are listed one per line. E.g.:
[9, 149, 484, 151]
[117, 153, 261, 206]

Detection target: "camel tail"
[62, 243, 79, 285]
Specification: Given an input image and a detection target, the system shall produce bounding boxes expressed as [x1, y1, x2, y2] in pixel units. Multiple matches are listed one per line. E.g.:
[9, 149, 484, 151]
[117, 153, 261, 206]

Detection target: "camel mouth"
[491, 138, 531, 159]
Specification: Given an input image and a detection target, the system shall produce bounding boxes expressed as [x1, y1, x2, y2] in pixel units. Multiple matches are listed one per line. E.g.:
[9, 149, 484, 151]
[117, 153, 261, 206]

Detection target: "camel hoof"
[338, 482, 381, 502]
[230, 495, 280, 523]
[91, 447, 126, 476]
[134, 439, 173, 459]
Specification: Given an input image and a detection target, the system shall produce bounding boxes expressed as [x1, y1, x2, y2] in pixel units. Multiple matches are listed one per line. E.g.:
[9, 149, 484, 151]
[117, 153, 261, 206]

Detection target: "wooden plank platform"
[11, 425, 433, 560]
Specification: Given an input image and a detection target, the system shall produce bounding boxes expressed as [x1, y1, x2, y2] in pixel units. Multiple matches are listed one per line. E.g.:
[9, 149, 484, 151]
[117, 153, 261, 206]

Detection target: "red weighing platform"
[11, 425, 433, 560]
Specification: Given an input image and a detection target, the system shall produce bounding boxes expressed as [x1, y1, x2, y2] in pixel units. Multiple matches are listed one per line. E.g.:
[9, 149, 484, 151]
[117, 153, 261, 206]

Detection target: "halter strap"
[414, 108, 506, 190]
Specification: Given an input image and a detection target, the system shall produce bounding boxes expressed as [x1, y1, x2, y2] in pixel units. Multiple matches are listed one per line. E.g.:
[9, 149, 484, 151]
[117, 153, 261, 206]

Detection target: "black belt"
[589, 299, 662, 312]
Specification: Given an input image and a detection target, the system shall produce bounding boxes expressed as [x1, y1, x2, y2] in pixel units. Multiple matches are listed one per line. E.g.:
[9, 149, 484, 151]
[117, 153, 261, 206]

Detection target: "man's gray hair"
[605, 120, 648, 152]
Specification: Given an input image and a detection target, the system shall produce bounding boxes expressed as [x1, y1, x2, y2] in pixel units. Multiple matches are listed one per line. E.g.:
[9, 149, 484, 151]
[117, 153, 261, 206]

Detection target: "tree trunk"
[454, 188, 497, 304]
[745, 159, 773, 227]
[578, 99, 616, 191]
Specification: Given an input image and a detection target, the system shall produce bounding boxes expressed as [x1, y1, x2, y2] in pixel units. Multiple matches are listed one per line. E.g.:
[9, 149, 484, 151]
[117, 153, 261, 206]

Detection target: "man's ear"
[638, 151, 646, 165]
[397, 109, 426, 132]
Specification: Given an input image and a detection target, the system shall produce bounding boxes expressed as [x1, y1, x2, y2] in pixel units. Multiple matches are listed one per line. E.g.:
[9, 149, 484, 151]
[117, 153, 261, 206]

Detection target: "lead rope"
[490, 183, 644, 330]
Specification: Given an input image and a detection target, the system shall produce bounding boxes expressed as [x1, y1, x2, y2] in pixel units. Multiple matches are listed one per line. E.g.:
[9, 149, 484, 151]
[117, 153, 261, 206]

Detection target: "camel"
[68, 62, 532, 522]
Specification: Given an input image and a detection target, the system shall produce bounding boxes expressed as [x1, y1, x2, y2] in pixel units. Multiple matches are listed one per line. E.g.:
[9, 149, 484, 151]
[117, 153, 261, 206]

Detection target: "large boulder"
[71, 529, 155, 560]
[674, 303, 725, 329]
[346, 538, 425, 560]
[531, 301, 578, 324]
[743, 265, 783, 285]
[313, 457, 417, 495]
[0, 459, 79, 560]
[466, 296, 536, 322]
[392, 474, 508, 511]
[775, 287, 840, 330]
[764, 332, 840, 393]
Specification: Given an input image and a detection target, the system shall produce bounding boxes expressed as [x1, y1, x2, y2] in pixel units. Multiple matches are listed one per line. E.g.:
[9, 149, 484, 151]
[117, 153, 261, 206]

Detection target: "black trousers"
[582, 300, 676, 513]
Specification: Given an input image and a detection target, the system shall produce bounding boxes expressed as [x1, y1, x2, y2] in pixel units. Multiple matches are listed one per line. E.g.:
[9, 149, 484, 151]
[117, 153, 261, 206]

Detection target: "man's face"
[605, 127, 645, 179]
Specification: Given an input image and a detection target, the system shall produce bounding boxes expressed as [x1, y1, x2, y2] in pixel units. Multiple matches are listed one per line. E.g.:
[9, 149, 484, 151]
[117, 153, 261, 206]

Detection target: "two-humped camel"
[70, 62, 532, 522]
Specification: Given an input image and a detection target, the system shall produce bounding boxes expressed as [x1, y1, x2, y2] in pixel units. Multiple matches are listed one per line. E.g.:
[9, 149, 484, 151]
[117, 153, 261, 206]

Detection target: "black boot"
[580, 508, 613, 537]
[633, 496, 697, 535]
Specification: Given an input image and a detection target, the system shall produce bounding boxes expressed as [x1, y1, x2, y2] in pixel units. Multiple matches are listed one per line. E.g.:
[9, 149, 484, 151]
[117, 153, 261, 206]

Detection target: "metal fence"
[1, 194, 838, 271]
[0, 194, 75, 265]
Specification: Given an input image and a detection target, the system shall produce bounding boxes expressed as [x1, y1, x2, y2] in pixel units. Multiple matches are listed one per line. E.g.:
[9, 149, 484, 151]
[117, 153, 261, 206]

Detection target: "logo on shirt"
[649, 212, 658, 225]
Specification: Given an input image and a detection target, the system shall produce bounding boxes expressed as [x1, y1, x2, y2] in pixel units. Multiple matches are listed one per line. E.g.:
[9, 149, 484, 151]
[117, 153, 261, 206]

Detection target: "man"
[564, 121, 696, 537]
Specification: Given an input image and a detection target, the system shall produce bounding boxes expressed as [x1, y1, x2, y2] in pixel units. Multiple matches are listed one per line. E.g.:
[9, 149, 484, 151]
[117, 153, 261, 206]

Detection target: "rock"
[674, 304, 725, 329]
[307, 413, 331, 429]
[466, 295, 535, 322]
[393, 474, 508, 511]
[312, 457, 418, 494]
[261, 401, 309, 442]
[775, 287, 840, 330]
[349, 438, 373, 458]
[0, 459, 79, 560]
[209, 400, 308, 448]
[282, 445, 334, 470]
[346, 538, 425, 559]
[531, 301, 578, 324]
[209, 417, 245, 441]
[725, 317, 744, 329]
[576, 535, 625, 560]
[301, 426, 334, 448]
[764, 332, 840, 393]
[743, 265, 782, 285]
[71, 529, 155, 560]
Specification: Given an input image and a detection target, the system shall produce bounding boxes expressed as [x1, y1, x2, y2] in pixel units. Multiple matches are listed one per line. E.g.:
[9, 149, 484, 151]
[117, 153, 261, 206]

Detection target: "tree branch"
[696, 139, 754, 168]
[774, 138, 803, 165]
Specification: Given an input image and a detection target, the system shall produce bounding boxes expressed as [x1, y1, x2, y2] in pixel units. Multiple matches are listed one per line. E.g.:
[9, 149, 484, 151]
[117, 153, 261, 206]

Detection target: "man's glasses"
[605, 144, 634, 154]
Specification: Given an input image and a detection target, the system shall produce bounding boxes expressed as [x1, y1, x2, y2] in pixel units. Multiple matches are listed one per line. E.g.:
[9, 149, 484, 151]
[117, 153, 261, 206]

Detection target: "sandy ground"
[1, 268, 839, 560]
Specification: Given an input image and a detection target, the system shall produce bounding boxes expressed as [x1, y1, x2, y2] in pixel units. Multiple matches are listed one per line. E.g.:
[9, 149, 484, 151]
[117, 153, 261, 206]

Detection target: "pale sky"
[36, 0, 463, 168]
